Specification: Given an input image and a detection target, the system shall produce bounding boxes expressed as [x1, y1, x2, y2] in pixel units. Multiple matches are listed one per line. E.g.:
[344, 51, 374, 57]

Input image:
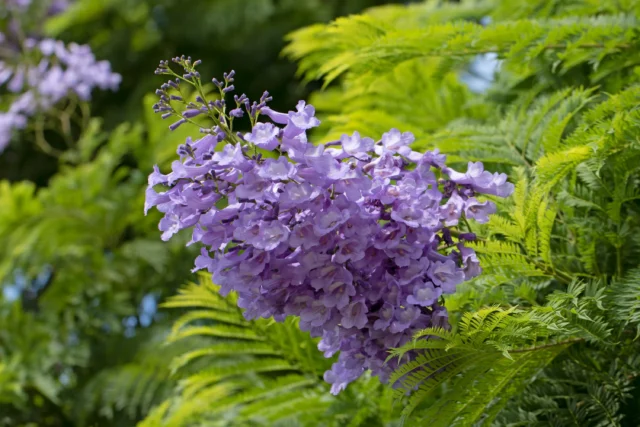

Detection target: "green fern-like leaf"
[286, 12, 638, 86]
[390, 282, 618, 424]
[140, 273, 395, 426]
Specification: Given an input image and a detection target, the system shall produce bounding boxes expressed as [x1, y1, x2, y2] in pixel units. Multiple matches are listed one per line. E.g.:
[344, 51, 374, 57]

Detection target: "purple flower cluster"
[0, 0, 120, 151]
[146, 59, 513, 394]
[5, 0, 34, 10]
[3, 0, 68, 14]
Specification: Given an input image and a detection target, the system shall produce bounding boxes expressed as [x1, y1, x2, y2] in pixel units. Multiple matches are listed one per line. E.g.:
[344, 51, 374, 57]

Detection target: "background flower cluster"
[0, 0, 120, 150]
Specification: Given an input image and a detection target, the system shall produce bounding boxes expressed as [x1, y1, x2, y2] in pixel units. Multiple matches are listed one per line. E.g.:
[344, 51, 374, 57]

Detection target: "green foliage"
[5, 0, 640, 425]
[609, 268, 640, 334]
[0, 360, 24, 408]
[307, 59, 487, 144]
[495, 347, 640, 427]
[389, 282, 611, 424]
[0, 113, 196, 425]
[285, 2, 640, 90]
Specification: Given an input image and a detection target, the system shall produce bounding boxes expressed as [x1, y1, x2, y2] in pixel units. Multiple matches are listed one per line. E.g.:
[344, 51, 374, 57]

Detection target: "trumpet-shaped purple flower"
[384, 242, 423, 267]
[373, 223, 405, 249]
[239, 250, 270, 276]
[406, 281, 442, 307]
[445, 162, 515, 197]
[341, 131, 375, 157]
[334, 169, 371, 202]
[429, 260, 465, 293]
[459, 244, 481, 279]
[341, 299, 369, 329]
[373, 303, 395, 330]
[235, 173, 270, 200]
[300, 300, 335, 329]
[322, 280, 356, 309]
[332, 239, 366, 264]
[440, 191, 465, 226]
[280, 182, 318, 208]
[289, 223, 318, 249]
[377, 128, 414, 156]
[307, 151, 350, 181]
[212, 143, 251, 171]
[288, 101, 320, 130]
[390, 203, 424, 228]
[324, 360, 364, 395]
[244, 122, 280, 150]
[262, 100, 320, 139]
[257, 157, 296, 181]
[313, 207, 350, 236]
[389, 305, 421, 334]
[255, 221, 290, 251]
[464, 197, 497, 223]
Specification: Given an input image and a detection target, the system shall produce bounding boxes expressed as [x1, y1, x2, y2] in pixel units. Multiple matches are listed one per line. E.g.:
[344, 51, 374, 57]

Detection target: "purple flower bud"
[169, 118, 187, 131]
[183, 109, 203, 119]
[442, 228, 454, 245]
[458, 232, 476, 241]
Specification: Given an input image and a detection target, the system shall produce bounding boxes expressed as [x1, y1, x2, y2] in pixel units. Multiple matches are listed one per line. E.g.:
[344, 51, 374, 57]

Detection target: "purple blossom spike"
[145, 62, 514, 395]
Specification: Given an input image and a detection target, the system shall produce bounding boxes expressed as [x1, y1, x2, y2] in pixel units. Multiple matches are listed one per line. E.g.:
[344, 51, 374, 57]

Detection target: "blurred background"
[0, 1, 416, 426]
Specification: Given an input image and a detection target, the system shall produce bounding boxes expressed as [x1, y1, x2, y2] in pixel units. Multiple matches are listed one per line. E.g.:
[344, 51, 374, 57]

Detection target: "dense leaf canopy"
[2, 0, 640, 426]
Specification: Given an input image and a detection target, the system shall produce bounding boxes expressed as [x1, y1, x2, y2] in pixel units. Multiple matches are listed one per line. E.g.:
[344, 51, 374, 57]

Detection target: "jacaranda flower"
[146, 58, 513, 394]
